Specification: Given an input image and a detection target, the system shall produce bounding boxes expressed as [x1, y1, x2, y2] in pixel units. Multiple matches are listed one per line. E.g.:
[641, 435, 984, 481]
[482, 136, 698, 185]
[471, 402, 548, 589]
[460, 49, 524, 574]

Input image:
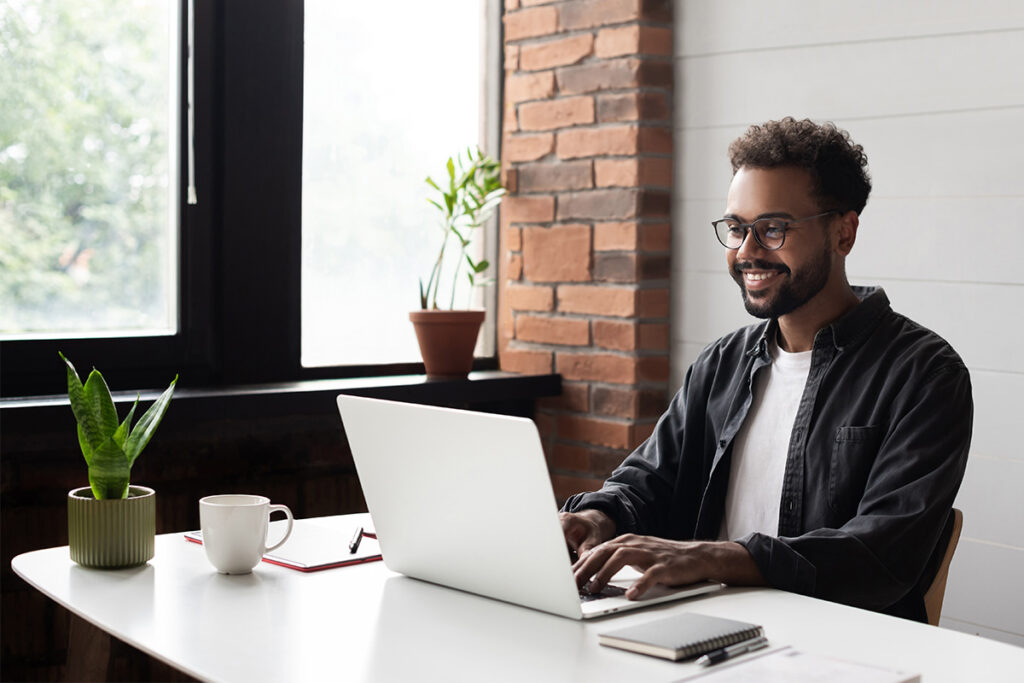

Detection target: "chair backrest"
[923, 507, 963, 626]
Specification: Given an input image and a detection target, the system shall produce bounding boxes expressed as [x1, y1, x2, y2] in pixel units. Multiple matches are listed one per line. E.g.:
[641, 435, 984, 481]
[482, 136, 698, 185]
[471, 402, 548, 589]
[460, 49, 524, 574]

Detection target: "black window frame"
[1, 0, 501, 398]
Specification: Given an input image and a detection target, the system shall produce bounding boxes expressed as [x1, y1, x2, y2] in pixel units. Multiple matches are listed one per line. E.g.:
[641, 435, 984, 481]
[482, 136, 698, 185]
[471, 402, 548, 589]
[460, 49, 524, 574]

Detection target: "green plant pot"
[68, 485, 156, 568]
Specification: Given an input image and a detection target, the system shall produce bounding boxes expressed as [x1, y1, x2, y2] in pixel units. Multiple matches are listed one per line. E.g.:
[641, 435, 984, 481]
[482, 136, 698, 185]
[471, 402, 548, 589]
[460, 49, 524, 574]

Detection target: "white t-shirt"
[719, 339, 812, 541]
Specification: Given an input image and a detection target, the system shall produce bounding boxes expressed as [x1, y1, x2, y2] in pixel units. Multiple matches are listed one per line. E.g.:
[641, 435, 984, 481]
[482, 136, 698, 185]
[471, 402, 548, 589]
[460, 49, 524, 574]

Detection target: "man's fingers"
[625, 563, 669, 600]
[588, 547, 647, 592]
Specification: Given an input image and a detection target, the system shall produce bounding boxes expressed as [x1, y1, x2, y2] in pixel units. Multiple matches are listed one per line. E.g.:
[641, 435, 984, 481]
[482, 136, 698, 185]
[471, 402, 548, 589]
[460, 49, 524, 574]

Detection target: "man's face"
[724, 166, 835, 319]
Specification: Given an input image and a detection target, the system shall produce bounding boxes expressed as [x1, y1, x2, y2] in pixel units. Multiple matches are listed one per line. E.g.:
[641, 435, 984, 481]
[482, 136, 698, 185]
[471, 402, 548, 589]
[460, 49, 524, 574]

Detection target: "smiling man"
[561, 118, 973, 622]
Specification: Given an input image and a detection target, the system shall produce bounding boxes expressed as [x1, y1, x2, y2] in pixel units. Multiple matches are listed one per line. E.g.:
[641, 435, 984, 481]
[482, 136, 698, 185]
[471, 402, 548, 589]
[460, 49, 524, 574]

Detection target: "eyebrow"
[721, 211, 796, 221]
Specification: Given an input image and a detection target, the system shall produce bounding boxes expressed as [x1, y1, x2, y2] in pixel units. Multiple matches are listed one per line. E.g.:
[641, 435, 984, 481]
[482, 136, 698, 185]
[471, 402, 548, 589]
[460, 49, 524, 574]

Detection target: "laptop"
[337, 395, 723, 619]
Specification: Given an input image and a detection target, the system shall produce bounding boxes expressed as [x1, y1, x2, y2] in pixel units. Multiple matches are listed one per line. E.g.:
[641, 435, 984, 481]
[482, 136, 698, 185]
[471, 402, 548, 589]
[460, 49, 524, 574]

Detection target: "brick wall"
[499, 0, 674, 501]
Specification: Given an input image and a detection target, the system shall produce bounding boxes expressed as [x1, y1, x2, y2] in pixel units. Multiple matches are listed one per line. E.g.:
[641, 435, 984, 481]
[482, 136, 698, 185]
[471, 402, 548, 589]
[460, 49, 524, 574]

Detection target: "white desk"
[13, 515, 1024, 682]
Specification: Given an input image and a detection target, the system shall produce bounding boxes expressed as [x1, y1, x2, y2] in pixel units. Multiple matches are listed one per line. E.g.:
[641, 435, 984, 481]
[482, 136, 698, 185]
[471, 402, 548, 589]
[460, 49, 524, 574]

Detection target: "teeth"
[744, 272, 778, 281]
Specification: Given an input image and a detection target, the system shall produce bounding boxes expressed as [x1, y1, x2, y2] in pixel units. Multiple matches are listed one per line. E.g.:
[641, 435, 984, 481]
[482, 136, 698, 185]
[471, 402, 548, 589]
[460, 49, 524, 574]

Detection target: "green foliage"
[419, 148, 505, 310]
[60, 352, 176, 500]
[0, 0, 171, 334]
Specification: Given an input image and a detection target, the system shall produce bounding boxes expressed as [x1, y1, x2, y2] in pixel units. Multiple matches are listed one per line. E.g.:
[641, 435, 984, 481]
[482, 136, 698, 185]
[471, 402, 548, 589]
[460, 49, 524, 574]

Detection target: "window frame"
[0, 0, 503, 398]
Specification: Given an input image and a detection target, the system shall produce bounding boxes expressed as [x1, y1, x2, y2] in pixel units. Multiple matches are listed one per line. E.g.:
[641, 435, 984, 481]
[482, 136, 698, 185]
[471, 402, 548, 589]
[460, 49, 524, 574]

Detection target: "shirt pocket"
[828, 425, 883, 519]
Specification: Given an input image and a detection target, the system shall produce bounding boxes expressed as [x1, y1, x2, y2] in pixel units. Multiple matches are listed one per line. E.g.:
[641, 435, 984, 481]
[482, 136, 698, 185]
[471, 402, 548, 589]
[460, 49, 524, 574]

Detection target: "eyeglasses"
[711, 210, 839, 250]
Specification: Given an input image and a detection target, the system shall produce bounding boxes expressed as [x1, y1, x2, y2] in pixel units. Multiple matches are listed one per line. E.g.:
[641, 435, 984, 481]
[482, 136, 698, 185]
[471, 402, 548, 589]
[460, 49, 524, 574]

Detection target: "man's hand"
[559, 509, 616, 557]
[572, 535, 766, 600]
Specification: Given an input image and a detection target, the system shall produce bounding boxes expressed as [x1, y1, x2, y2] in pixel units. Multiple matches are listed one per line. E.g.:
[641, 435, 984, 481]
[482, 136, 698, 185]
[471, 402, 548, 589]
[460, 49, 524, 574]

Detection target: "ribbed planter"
[68, 485, 156, 568]
[409, 309, 485, 378]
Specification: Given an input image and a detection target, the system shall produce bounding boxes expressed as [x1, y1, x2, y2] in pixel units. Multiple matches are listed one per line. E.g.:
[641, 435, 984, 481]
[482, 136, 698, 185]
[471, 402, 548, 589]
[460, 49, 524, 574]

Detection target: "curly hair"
[728, 118, 872, 215]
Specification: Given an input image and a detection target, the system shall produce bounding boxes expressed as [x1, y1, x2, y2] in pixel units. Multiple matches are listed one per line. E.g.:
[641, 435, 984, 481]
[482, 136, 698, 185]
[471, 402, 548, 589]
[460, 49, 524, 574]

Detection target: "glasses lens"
[752, 219, 786, 250]
[715, 220, 746, 248]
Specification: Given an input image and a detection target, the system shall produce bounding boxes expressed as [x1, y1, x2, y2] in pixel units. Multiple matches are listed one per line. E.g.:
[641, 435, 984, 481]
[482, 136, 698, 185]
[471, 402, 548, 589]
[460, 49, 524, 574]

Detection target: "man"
[561, 118, 972, 622]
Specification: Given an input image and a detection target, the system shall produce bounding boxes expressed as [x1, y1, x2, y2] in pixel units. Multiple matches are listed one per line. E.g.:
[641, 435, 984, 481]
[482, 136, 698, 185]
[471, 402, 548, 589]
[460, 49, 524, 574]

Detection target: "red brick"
[504, 133, 555, 162]
[539, 381, 590, 412]
[557, 188, 638, 220]
[505, 226, 522, 251]
[638, 190, 671, 218]
[638, 322, 668, 350]
[504, 102, 518, 133]
[518, 160, 592, 192]
[556, 125, 638, 158]
[551, 443, 590, 471]
[505, 0, 521, 11]
[551, 474, 605, 503]
[519, 97, 595, 131]
[593, 319, 637, 350]
[522, 223, 592, 282]
[502, 166, 519, 193]
[516, 314, 590, 345]
[639, 222, 671, 251]
[500, 347, 553, 374]
[638, 355, 670, 382]
[558, 0, 641, 30]
[508, 252, 523, 280]
[508, 283, 554, 311]
[639, 126, 673, 154]
[594, 252, 638, 282]
[558, 285, 635, 316]
[592, 385, 639, 418]
[632, 420, 657, 444]
[558, 414, 634, 449]
[596, 92, 671, 123]
[595, 25, 673, 58]
[594, 157, 677, 190]
[505, 44, 520, 71]
[594, 221, 638, 250]
[504, 5, 559, 41]
[556, 58, 640, 95]
[502, 195, 555, 223]
[639, 252, 670, 280]
[520, 34, 594, 71]
[536, 409, 557, 441]
[638, 59, 674, 88]
[557, 352, 637, 384]
[637, 288, 669, 317]
[521, 0, 558, 6]
[506, 71, 556, 104]
[589, 448, 631, 476]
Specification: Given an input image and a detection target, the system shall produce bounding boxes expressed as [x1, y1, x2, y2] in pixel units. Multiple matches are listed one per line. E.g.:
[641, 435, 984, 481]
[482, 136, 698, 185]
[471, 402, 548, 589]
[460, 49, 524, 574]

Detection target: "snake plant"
[60, 352, 176, 500]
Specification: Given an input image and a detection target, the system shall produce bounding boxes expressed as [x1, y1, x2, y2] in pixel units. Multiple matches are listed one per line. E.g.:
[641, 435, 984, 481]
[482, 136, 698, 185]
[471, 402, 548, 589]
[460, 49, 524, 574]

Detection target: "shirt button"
[786, 500, 795, 512]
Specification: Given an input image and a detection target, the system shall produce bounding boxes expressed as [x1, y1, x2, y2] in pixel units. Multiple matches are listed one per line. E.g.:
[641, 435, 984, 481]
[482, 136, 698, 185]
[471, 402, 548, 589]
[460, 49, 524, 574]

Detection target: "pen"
[696, 636, 769, 667]
[348, 526, 364, 554]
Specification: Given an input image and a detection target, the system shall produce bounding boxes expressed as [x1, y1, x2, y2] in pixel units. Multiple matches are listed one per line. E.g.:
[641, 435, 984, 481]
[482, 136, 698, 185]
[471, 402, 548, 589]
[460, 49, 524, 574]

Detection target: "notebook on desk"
[336, 394, 723, 619]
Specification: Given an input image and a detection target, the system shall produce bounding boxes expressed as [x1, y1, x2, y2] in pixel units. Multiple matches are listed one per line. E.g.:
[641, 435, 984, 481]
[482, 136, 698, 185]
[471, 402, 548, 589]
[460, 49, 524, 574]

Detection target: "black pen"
[348, 526, 364, 554]
[696, 636, 769, 667]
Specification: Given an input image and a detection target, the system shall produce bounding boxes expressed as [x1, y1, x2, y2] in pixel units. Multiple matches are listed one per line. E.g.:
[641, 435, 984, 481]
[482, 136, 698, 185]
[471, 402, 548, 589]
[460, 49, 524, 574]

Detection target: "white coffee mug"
[199, 494, 294, 574]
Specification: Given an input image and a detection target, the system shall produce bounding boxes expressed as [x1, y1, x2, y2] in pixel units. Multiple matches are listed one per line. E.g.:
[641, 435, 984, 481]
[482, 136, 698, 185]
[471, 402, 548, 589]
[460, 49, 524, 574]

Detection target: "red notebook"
[185, 518, 382, 572]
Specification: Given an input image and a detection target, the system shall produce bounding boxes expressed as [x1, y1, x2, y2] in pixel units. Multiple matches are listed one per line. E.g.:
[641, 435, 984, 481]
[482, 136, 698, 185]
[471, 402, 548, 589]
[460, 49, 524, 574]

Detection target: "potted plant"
[411, 147, 505, 378]
[60, 352, 176, 568]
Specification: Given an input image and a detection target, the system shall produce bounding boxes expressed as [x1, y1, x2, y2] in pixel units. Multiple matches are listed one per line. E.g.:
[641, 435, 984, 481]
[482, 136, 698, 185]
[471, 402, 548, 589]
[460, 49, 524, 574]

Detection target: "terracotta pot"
[68, 485, 156, 568]
[409, 309, 485, 378]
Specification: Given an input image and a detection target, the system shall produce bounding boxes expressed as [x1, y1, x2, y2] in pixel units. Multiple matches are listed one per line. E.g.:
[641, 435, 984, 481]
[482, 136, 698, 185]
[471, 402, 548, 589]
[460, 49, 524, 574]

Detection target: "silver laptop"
[337, 395, 723, 619]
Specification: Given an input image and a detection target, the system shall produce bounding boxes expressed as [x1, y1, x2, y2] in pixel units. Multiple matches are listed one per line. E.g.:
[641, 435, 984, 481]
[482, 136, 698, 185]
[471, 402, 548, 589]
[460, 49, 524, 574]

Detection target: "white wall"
[672, 0, 1024, 645]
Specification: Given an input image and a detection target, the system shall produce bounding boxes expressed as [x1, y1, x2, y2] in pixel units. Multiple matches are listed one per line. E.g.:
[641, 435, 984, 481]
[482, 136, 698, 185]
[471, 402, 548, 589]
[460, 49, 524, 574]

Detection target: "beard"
[731, 247, 832, 319]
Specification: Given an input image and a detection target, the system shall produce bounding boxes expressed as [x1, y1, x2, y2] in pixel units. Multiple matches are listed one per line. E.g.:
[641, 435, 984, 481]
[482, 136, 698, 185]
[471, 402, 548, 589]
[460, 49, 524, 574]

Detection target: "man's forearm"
[699, 541, 768, 586]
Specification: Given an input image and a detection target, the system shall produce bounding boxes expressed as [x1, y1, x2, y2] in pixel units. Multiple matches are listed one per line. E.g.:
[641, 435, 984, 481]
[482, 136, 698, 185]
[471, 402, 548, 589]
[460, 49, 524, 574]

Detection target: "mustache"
[733, 260, 790, 275]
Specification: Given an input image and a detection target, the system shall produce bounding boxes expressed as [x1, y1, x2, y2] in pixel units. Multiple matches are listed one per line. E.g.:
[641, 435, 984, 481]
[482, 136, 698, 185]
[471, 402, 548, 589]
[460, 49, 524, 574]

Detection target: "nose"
[735, 228, 767, 262]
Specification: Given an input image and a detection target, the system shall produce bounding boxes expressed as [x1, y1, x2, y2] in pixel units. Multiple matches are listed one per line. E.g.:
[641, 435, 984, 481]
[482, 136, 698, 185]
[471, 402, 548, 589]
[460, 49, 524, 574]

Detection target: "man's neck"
[776, 284, 861, 352]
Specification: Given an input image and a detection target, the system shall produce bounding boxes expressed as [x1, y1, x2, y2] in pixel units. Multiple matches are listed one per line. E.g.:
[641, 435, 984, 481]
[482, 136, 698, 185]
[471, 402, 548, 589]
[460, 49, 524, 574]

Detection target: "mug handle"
[265, 504, 294, 552]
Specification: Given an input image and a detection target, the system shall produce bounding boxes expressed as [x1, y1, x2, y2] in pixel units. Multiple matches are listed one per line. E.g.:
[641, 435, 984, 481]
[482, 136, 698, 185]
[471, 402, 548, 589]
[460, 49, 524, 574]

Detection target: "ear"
[832, 210, 858, 255]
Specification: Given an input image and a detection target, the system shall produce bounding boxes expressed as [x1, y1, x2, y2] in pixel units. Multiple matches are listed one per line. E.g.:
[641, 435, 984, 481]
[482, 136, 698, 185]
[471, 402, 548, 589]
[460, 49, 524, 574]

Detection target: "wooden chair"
[923, 507, 963, 626]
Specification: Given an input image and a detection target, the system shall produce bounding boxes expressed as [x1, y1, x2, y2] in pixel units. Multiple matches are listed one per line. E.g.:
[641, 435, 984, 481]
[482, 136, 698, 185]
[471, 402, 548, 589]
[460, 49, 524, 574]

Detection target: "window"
[0, 0, 178, 339]
[301, 1, 496, 368]
[0, 0, 501, 398]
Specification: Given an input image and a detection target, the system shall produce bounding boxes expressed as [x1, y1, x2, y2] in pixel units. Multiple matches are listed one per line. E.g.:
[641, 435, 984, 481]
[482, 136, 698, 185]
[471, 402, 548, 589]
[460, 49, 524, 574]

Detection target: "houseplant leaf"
[88, 436, 131, 500]
[113, 396, 140, 449]
[123, 377, 177, 466]
[84, 368, 119, 445]
[61, 352, 103, 455]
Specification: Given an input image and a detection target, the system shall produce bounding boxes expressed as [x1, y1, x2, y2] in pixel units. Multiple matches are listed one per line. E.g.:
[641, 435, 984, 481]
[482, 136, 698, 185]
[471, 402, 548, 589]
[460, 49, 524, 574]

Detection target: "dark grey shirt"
[563, 287, 972, 622]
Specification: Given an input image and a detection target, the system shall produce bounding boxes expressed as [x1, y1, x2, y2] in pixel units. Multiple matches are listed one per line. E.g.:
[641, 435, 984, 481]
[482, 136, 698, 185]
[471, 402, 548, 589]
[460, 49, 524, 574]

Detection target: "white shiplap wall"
[672, 0, 1024, 645]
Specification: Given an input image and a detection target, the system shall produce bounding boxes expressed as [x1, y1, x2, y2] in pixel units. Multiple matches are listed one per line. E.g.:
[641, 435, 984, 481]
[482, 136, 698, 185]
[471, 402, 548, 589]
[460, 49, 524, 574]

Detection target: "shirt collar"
[745, 286, 891, 357]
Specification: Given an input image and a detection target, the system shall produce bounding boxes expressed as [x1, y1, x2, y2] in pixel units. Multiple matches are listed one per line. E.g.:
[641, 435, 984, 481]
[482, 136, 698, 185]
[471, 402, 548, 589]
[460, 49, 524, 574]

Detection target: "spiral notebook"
[598, 612, 764, 661]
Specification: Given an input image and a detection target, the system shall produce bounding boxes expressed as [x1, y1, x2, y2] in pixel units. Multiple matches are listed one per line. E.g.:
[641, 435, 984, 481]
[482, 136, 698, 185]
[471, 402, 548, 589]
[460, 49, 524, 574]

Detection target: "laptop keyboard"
[579, 585, 627, 602]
